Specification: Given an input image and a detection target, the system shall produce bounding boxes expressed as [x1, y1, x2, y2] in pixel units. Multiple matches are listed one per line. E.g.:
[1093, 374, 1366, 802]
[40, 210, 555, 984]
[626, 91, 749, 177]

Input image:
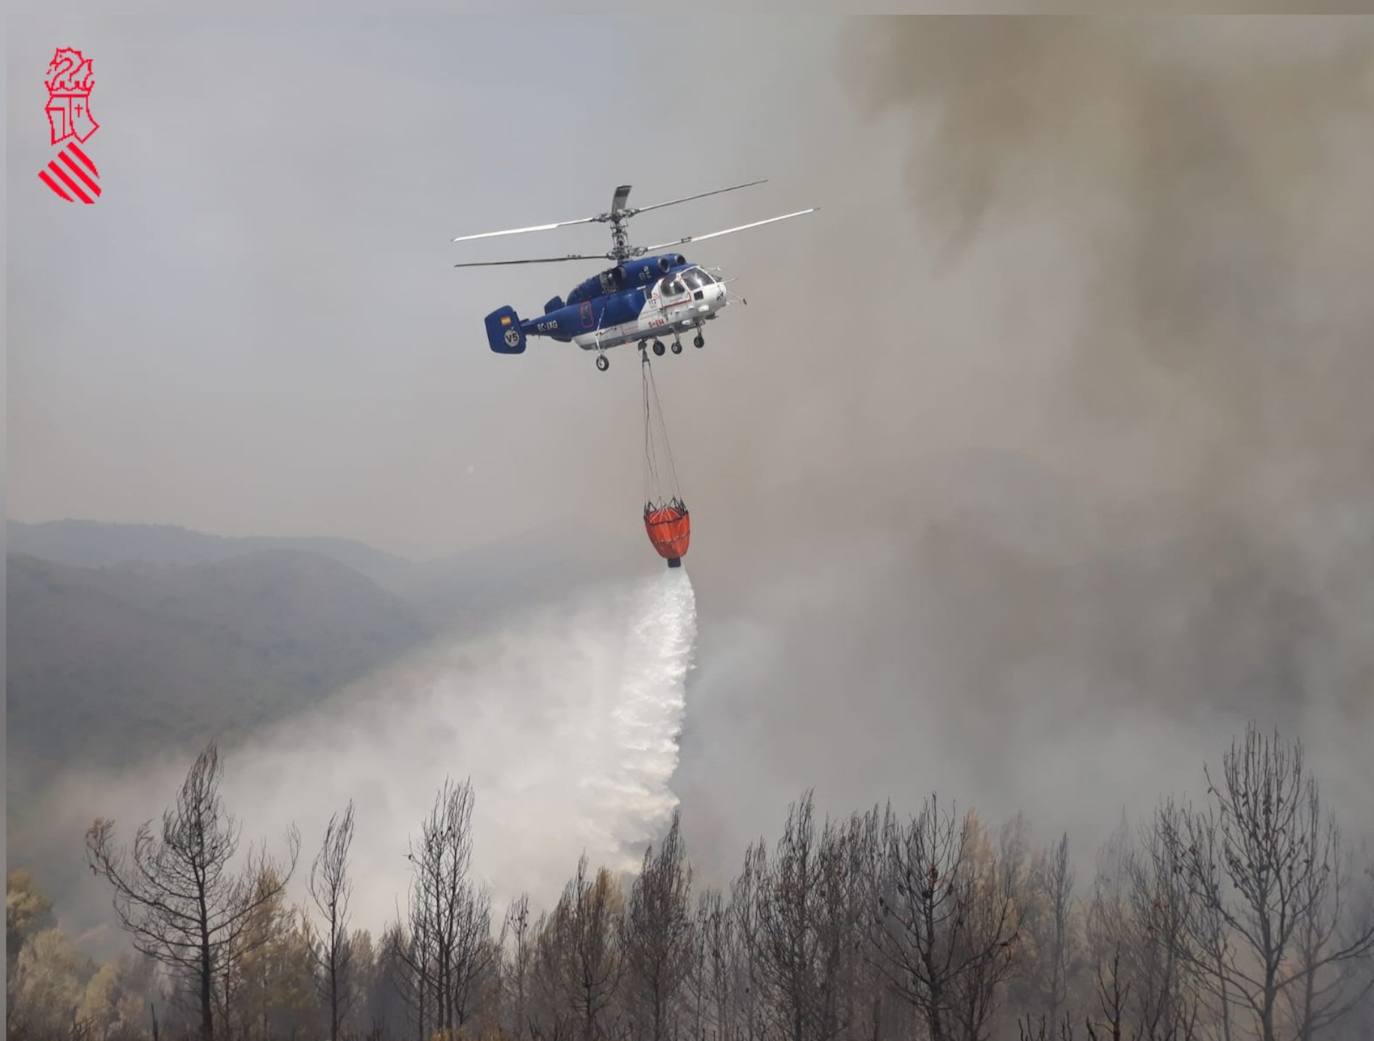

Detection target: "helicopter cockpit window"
[681, 267, 714, 290]
[661, 277, 686, 296]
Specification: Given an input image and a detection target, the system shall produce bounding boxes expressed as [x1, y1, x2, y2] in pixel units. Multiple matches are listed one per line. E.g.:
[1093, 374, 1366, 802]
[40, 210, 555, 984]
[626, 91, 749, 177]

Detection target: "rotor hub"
[608, 215, 632, 262]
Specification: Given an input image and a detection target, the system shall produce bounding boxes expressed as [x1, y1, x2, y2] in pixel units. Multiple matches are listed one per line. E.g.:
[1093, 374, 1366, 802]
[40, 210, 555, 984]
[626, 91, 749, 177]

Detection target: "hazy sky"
[9, 16, 869, 558]
[10, 17, 1374, 893]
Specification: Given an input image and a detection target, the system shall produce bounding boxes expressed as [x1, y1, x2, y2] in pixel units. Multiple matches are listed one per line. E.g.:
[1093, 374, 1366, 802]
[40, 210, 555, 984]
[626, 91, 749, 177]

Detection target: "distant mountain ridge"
[7, 518, 414, 587]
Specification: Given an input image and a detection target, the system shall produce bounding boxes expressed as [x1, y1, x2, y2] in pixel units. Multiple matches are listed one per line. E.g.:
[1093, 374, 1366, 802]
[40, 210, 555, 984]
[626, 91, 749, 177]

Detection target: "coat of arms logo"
[39, 47, 102, 204]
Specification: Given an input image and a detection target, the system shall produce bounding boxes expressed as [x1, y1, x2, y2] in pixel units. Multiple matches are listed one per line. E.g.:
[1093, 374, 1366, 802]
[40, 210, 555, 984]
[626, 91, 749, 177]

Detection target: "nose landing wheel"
[595, 354, 609, 372]
[693, 334, 705, 349]
[671, 338, 683, 355]
[652, 340, 666, 356]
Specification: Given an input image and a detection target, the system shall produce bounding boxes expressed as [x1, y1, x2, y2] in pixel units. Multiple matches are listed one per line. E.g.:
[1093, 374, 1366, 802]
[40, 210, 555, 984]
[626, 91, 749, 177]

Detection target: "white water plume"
[43, 568, 697, 943]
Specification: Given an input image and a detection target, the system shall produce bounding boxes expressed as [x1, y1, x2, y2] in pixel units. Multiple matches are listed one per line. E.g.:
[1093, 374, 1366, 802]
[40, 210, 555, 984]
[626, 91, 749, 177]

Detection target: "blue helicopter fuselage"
[483, 253, 728, 357]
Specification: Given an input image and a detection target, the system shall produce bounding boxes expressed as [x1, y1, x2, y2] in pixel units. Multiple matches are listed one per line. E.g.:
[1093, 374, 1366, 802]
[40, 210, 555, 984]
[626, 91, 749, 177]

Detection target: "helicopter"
[453, 180, 816, 372]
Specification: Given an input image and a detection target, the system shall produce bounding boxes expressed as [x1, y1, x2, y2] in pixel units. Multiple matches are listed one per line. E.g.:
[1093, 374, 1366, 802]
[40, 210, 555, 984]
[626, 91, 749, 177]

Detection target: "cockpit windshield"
[680, 267, 715, 290]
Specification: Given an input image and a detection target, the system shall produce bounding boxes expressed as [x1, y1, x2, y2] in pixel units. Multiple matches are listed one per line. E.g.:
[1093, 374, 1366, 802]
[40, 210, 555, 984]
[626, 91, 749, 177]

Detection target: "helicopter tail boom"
[485, 306, 526, 354]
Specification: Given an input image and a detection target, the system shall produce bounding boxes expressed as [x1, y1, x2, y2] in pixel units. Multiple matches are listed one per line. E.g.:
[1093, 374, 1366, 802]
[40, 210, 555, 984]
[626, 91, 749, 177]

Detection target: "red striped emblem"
[38, 142, 100, 204]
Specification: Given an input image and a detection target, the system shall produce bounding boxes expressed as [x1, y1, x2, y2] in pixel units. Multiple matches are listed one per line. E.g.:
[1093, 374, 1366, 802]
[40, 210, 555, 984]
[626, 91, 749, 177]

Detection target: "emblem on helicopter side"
[504, 329, 521, 348]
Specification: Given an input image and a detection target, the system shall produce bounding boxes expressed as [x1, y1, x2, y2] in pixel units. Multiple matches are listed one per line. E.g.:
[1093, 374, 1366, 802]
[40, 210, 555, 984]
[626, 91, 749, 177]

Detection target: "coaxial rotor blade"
[452, 253, 610, 268]
[629, 179, 768, 217]
[642, 207, 817, 251]
[452, 216, 600, 243]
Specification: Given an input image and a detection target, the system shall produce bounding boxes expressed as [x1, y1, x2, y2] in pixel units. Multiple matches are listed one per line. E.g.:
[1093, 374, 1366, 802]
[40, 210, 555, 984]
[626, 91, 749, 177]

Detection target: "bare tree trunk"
[200, 908, 214, 1041]
[85, 744, 299, 1041]
[310, 801, 355, 1041]
[624, 812, 694, 1041]
[398, 778, 492, 1041]
[1167, 727, 1374, 1041]
[869, 798, 1019, 1041]
[1045, 833, 1074, 1027]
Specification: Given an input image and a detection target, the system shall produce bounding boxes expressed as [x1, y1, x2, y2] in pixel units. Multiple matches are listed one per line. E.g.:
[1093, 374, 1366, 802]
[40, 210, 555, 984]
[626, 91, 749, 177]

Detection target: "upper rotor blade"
[452, 216, 599, 243]
[630, 179, 768, 217]
[643, 207, 818, 251]
[452, 254, 608, 268]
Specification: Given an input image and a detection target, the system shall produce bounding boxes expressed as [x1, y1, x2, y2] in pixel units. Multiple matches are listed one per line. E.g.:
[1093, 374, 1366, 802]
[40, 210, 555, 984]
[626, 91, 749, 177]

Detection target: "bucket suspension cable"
[642, 352, 682, 510]
[640, 351, 691, 567]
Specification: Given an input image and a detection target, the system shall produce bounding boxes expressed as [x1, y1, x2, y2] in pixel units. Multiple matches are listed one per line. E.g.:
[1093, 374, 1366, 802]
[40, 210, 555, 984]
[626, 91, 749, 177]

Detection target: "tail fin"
[485, 306, 525, 354]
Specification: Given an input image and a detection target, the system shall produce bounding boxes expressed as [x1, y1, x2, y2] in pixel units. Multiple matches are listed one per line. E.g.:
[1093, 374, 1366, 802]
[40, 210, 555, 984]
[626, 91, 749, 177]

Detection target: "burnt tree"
[870, 797, 1020, 1041]
[85, 743, 299, 1041]
[1167, 726, 1374, 1041]
[623, 811, 695, 1041]
[310, 801, 356, 1041]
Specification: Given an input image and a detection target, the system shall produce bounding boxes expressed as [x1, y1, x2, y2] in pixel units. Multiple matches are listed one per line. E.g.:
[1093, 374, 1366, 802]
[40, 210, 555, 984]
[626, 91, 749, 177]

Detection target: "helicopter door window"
[662, 277, 686, 297]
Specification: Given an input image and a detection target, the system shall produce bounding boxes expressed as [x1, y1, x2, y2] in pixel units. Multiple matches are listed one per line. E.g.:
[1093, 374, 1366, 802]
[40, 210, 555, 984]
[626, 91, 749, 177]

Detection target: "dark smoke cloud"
[676, 19, 1374, 882]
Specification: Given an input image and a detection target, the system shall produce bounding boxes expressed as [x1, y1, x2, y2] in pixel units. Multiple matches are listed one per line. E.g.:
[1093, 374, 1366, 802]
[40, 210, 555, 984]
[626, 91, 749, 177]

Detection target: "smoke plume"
[674, 20, 1374, 874]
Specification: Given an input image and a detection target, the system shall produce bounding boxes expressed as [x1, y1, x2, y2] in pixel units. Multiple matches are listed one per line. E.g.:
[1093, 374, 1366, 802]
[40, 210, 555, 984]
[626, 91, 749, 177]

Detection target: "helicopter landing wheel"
[595, 354, 609, 372]
[671, 339, 683, 355]
[652, 340, 666, 356]
[693, 334, 705, 349]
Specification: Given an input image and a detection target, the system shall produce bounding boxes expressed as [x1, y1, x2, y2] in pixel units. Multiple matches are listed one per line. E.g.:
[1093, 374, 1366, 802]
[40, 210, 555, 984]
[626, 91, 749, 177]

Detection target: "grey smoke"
[679, 18, 1374, 878]
[38, 569, 696, 946]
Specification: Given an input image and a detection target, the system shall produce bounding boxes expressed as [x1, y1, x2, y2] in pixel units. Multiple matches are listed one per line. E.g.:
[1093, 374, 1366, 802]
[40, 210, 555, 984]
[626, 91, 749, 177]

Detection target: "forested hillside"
[7, 549, 430, 795]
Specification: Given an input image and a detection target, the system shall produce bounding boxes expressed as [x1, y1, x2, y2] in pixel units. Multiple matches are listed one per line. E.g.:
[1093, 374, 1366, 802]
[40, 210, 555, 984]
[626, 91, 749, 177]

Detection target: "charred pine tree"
[1281, 840, 1374, 1040]
[569, 858, 626, 1041]
[530, 906, 574, 1041]
[841, 806, 895, 1041]
[1166, 726, 1374, 1041]
[1129, 804, 1202, 1041]
[1085, 807, 1205, 1041]
[399, 777, 493, 1038]
[732, 843, 768, 1041]
[310, 801, 356, 1041]
[869, 796, 1020, 1041]
[623, 811, 695, 1041]
[1038, 833, 1077, 1028]
[692, 888, 737, 1041]
[537, 855, 624, 1041]
[85, 744, 300, 1041]
[686, 893, 711, 1041]
[504, 894, 536, 1041]
[749, 792, 859, 1041]
[397, 866, 434, 1039]
[1084, 947, 1129, 1041]
[946, 815, 1026, 1041]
